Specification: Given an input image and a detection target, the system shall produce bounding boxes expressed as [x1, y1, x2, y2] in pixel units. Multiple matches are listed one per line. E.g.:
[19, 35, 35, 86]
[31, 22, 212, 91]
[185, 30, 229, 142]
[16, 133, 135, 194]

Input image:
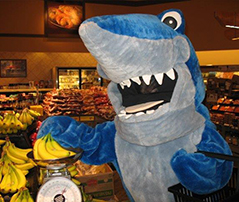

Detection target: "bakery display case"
[202, 65, 239, 155]
[53, 67, 107, 89]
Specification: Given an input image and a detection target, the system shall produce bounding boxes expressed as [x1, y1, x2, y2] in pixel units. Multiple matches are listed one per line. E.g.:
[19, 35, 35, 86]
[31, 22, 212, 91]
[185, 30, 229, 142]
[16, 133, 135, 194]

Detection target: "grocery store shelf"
[0, 88, 53, 93]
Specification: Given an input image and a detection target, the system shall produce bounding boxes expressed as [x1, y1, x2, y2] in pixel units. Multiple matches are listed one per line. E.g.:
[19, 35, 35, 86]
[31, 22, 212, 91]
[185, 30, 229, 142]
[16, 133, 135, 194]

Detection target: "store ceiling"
[215, 11, 239, 40]
[84, 0, 189, 6]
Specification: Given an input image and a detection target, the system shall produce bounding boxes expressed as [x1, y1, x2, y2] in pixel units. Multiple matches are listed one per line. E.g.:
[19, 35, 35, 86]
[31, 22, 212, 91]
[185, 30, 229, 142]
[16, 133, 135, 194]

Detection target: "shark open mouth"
[117, 68, 178, 115]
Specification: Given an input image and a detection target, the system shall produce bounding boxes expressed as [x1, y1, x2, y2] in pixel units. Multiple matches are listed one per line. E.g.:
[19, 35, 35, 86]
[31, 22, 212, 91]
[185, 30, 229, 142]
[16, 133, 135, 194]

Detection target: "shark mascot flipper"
[38, 9, 233, 202]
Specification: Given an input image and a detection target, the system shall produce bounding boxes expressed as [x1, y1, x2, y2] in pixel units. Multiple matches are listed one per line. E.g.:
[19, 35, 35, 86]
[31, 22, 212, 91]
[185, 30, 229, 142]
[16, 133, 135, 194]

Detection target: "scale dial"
[37, 177, 82, 202]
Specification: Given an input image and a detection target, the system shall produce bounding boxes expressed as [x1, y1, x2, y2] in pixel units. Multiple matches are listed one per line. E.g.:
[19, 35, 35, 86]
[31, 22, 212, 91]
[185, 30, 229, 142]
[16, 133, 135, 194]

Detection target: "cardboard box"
[76, 164, 114, 199]
[30, 105, 44, 116]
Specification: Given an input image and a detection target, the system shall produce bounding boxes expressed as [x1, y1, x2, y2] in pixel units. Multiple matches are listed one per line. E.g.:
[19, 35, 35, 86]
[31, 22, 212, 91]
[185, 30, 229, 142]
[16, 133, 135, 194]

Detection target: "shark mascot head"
[37, 9, 233, 202]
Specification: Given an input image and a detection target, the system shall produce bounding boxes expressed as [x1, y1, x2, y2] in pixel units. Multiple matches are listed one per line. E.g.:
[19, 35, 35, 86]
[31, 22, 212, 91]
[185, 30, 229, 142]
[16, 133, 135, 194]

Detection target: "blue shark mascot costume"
[38, 9, 233, 202]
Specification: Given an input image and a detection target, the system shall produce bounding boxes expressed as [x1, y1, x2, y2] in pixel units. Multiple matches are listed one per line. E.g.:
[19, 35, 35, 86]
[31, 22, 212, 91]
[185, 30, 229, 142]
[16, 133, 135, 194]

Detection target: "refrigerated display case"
[52, 67, 108, 89]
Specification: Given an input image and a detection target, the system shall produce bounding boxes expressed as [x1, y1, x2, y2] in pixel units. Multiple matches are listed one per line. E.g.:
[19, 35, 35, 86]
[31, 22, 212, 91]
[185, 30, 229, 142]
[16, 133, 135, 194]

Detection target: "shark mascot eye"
[161, 11, 182, 30]
[38, 8, 234, 202]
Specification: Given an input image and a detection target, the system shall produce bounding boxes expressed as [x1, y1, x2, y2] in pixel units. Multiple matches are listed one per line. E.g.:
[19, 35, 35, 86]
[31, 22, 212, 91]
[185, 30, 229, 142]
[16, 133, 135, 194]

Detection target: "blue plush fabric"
[38, 9, 233, 202]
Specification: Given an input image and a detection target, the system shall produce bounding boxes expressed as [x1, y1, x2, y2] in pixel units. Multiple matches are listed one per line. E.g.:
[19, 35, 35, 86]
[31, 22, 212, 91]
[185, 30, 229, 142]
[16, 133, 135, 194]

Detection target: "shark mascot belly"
[38, 9, 233, 202]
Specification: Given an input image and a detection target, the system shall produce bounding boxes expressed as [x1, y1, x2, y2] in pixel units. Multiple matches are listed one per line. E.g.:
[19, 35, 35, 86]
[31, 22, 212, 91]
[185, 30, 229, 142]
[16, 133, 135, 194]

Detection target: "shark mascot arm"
[37, 116, 117, 165]
[37, 9, 233, 202]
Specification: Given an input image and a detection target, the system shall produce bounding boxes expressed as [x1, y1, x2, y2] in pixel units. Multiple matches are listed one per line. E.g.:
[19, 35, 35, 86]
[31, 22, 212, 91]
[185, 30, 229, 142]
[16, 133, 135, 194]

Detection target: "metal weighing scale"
[28, 150, 83, 202]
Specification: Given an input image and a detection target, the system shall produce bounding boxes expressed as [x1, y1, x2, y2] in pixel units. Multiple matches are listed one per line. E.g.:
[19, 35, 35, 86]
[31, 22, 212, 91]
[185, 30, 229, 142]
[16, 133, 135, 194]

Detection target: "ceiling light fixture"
[215, 11, 239, 41]
[225, 25, 239, 29]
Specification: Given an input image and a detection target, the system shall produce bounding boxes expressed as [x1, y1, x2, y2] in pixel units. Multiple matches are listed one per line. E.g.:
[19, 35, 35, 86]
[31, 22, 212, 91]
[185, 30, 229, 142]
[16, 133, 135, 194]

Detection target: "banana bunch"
[0, 140, 35, 194]
[0, 113, 24, 134]
[27, 109, 41, 118]
[67, 165, 81, 186]
[33, 133, 76, 160]
[10, 187, 34, 202]
[0, 156, 27, 194]
[0, 108, 40, 135]
[18, 109, 35, 131]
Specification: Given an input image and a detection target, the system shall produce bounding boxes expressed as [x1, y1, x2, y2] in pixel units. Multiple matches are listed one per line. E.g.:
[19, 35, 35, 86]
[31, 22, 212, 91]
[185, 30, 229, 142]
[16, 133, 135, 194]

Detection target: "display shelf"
[0, 121, 37, 148]
[0, 88, 53, 93]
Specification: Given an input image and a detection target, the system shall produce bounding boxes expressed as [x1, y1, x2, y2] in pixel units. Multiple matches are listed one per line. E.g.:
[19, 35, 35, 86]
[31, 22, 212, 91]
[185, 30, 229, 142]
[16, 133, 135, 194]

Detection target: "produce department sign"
[45, 0, 85, 38]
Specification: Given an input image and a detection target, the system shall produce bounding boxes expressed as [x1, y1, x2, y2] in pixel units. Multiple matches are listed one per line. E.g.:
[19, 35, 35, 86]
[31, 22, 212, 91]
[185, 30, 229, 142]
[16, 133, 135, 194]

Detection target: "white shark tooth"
[122, 79, 131, 88]
[131, 77, 141, 85]
[135, 112, 145, 116]
[142, 75, 151, 85]
[146, 110, 155, 114]
[120, 110, 126, 115]
[118, 110, 126, 117]
[120, 83, 125, 89]
[120, 79, 131, 88]
[125, 114, 132, 119]
[154, 73, 164, 85]
[118, 113, 125, 117]
[166, 69, 175, 80]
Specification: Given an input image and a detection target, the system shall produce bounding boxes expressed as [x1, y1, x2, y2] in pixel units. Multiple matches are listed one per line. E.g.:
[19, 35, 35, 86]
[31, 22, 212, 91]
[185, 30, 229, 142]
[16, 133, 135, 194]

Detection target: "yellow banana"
[27, 158, 37, 167]
[18, 112, 25, 124]
[6, 128, 13, 134]
[15, 119, 24, 130]
[37, 135, 57, 160]
[12, 145, 32, 156]
[69, 170, 78, 177]
[21, 170, 29, 176]
[7, 142, 29, 161]
[2, 114, 11, 129]
[51, 135, 75, 156]
[6, 148, 26, 164]
[0, 140, 5, 146]
[67, 165, 77, 172]
[1, 129, 7, 135]
[0, 170, 11, 193]
[25, 112, 34, 126]
[15, 113, 20, 118]
[21, 123, 28, 131]
[22, 112, 28, 125]
[2, 158, 10, 176]
[15, 162, 34, 171]
[28, 109, 41, 118]
[15, 189, 24, 202]
[10, 189, 21, 202]
[26, 189, 34, 202]
[38, 168, 45, 185]
[0, 171, 8, 190]
[21, 189, 28, 202]
[33, 138, 42, 160]
[0, 166, 3, 182]
[9, 164, 26, 189]
[46, 135, 70, 159]
[9, 166, 18, 193]
[72, 178, 81, 186]
[10, 114, 17, 129]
